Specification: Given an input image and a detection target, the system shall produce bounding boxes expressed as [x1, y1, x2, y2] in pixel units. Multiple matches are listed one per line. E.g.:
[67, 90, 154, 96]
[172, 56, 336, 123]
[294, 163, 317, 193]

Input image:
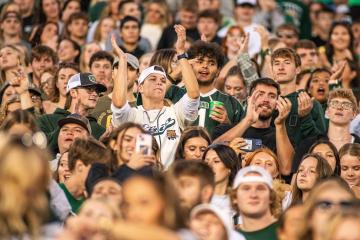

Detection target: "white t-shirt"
[111, 94, 199, 169]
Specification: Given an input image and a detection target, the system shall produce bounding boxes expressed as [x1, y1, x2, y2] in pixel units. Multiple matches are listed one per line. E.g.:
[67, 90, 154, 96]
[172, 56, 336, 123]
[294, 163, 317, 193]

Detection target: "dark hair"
[31, 45, 58, 65]
[36, 0, 61, 24]
[188, 40, 225, 68]
[29, 22, 59, 48]
[52, 62, 79, 103]
[294, 39, 317, 50]
[180, 0, 198, 13]
[64, 11, 88, 38]
[149, 48, 177, 82]
[271, 47, 302, 68]
[118, 0, 136, 14]
[59, 38, 81, 63]
[0, 109, 38, 133]
[225, 65, 245, 85]
[291, 153, 333, 205]
[68, 138, 112, 171]
[120, 15, 140, 30]
[326, 21, 356, 65]
[276, 23, 300, 37]
[197, 9, 221, 25]
[202, 144, 240, 186]
[309, 139, 341, 176]
[175, 126, 211, 160]
[249, 77, 280, 96]
[170, 160, 215, 188]
[315, 5, 334, 18]
[88, 50, 114, 68]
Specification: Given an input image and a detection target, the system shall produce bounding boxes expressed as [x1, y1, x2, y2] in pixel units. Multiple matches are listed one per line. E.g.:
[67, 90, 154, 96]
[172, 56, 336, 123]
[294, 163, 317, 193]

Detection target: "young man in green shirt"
[233, 166, 278, 240]
[167, 40, 244, 136]
[271, 48, 326, 146]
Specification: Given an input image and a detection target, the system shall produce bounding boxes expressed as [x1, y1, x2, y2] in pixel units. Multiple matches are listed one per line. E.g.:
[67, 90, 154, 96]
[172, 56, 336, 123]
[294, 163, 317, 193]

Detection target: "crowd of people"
[1, 0, 360, 239]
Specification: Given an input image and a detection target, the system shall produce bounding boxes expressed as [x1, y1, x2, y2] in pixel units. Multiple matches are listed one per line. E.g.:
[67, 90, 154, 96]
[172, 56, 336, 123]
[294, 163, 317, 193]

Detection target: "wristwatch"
[177, 52, 189, 60]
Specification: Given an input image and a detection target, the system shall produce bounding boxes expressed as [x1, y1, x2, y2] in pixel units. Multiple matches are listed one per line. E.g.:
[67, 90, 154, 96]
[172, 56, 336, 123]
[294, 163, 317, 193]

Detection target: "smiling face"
[116, 127, 142, 164]
[308, 71, 331, 103]
[326, 97, 355, 126]
[224, 75, 247, 102]
[331, 25, 351, 51]
[225, 28, 244, 53]
[251, 83, 278, 120]
[340, 154, 360, 187]
[57, 152, 70, 183]
[296, 157, 318, 192]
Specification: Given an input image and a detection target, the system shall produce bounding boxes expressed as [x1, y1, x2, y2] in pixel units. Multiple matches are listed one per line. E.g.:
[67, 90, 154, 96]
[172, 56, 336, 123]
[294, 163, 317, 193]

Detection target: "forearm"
[179, 58, 199, 99]
[20, 91, 33, 109]
[112, 65, 127, 108]
[276, 123, 294, 175]
[214, 118, 251, 143]
[236, 53, 259, 91]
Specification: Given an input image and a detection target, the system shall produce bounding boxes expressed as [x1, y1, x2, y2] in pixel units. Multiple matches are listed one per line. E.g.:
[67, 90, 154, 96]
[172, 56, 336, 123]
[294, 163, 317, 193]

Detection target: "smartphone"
[135, 134, 153, 156]
[240, 138, 262, 152]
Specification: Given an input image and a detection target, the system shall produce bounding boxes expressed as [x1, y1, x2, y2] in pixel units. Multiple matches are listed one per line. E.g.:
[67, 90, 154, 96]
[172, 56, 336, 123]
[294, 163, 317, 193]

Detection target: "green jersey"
[59, 183, 85, 214]
[166, 85, 244, 136]
[237, 222, 279, 240]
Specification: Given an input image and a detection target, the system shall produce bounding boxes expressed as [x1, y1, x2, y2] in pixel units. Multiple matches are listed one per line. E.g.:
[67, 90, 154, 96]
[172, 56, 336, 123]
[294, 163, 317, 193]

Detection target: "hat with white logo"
[137, 65, 167, 85]
[232, 166, 273, 189]
[66, 72, 107, 93]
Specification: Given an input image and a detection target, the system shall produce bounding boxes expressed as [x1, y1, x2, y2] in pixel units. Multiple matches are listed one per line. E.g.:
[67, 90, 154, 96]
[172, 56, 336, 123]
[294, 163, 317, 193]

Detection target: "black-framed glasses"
[328, 100, 354, 110]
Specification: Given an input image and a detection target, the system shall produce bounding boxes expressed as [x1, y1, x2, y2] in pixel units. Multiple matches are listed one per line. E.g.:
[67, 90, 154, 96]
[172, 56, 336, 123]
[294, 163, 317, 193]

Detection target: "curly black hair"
[188, 40, 225, 68]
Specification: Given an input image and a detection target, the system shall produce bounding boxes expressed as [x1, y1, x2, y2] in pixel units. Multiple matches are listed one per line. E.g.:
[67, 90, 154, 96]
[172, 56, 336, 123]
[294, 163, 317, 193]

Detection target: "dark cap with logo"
[66, 72, 107, 94]
[58, 113, 92, 134]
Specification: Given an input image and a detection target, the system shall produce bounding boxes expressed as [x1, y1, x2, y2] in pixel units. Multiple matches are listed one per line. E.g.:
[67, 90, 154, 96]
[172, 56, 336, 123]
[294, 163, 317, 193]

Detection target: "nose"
[194, 149, 202, 159]
[227, 89, 235, 96]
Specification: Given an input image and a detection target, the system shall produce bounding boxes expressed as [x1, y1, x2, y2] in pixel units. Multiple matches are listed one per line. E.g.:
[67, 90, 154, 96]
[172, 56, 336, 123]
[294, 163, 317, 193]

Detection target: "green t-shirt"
[237, 221, 279, 240]
[59, 183, 85, 214]
[166, 85, 244, 136]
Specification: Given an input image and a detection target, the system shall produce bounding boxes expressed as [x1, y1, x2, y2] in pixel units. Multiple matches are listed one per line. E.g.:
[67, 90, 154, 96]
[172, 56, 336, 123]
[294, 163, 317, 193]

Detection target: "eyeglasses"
[328, 100, 354, 110]
[314, 200, 358, 212]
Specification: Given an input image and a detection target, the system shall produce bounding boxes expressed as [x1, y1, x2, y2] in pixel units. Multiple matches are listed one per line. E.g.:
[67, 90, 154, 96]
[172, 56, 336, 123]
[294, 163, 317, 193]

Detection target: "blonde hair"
[0, 134, 51, 238]
[93, 17, 116, 43]
[244, 147, 280, 178]
[328, 88, 358, 113]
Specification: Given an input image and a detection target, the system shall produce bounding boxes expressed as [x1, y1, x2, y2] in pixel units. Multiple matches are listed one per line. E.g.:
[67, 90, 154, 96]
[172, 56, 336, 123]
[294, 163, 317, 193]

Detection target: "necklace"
[144, 108, 163, 124]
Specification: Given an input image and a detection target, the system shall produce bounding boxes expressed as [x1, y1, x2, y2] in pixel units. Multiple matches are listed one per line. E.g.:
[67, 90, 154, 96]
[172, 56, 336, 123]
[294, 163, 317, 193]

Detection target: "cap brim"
[82, 83, 107, 93]
[236, 3, 255, 7]
[58, 118, 90, 133]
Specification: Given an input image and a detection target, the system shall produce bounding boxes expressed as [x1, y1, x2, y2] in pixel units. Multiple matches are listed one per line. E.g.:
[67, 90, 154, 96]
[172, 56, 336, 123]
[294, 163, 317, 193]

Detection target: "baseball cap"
[235, 0, 257, 6]
[232, 166, 273, 189]
[1, 11, 22, 22]
[58, 113, 92, 134]
[66, 72, 107, 94]
[138, 65, 167, 85]
[113, 53, 139, 69]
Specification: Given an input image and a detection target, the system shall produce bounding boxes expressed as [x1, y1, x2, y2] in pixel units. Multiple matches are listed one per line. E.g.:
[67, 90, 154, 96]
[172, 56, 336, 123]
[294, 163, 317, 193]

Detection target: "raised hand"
[127, 152, 157, 170]
[297, 91, 313, 118]
[201, 34, 208, 42]
[330, 60, 346, 84]
[111, 34, 127, 62]
[10, 66, 29, 95]
[275, 96, 292, 125]
[245, 90, 261, 124]
[229, 137, 247, 157]
[254, 25, 269, 50]
[174, 24, 187, 54]
[236, 32, 250, 55]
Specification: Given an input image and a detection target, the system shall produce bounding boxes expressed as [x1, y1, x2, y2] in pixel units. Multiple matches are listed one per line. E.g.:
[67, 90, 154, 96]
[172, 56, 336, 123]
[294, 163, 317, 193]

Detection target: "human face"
[340, 154, 360, 187]
[276, 30, 299, 48]
[68, 18, 88, 39]
[192, 56, 219, 86]
[120, 21, 140, 44]
[57, 123, 89, 153]
[122, 3, 141, 20]
[168, 55, 181, 81]
[235, 179, 271, 218]
[317, 12, 333, 34]
[139, 54, 152, 72]
[326, 97, 355, 126]
[190, 211, 227, 240]
[310, 187, 354, 238]
[197, 17, 218, 39]
[204, 149, 230, 184]
[224, 75, 247, 102]
[234, 5, 255, 23]
[31, 55, 54, 80]
[116, 127, 142, 163]
[126, 66, 138, 90]
[183, 137, 209, 160]
[58, 40, 79, 62]
[312, 144, 336, 172]
[58, 152, 70, 183]
[296, 48, 319, 70]
[83, 43, 101, 69]
[100, 18, 115, 41]
[225, 28, 244, 53]
[90, 59, 112, 91]
[179, 10, 197, 29]
[253, 84, 278, 120]
[0, 16, 21, 37]
[146, 3, 164, 24]
[91, 179, 122, 205]
[310, 3, 322, 24]
[0, 47, 19, 70]
[40, 23, 58, 43]
[56, 67, 78, 97]
[331, 218, 360, 240]
[250, 152, 279, 179]
[331, 25, 351, 51]
[308, 71, 330, 103]
[122, 177, 164, 225]
[278, 205, 304, 240]
[139, 73, 166, 100]
[296, 157, 318, 192]
[352, 23, 360, 41]
[62, 0, 81, 22]
[42, 0, 59, 21]
[175, 175, 203, 210]
[79, 200, 114, 222]
[272, 56, 300, 84]
[73, 87, 99, 110]
[109, 0, 121, 16]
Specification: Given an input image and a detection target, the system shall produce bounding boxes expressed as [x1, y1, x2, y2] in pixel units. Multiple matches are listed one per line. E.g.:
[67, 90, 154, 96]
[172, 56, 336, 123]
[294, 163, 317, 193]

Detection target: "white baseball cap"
[137, 65, 167, 85]
[66, 72, 107, 94]
[232, 166, 273, 189]
[235, 0, 257, 6]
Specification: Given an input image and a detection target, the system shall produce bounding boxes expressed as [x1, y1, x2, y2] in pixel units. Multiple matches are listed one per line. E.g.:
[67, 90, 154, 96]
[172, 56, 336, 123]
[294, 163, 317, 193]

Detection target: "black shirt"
[311, 35, 327, 48]
[243, 126, 276, 153]
[157, 25, 200, 49]
[120, 45, 146, 59]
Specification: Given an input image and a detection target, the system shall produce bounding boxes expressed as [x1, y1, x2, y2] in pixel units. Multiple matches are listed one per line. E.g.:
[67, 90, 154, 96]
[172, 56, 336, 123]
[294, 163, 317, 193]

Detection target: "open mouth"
[317, 87, 325, 94]
[198, 70, 209, 77]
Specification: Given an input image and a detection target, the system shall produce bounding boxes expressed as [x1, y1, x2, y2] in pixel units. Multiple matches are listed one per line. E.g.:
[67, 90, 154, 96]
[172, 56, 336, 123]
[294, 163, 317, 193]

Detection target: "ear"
[75, 160, 84, 172]
[201, 185, 214, 204]
[69, 89, 77, 98]
[138, 84, 144, 94]
[109, 139, 117, 151]
[295, 66, 301, 75]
